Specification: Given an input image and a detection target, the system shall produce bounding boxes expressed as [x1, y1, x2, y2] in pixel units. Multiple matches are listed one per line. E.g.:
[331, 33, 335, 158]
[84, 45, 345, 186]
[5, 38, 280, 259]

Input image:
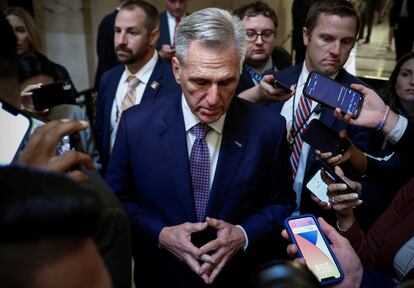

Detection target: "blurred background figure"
[291, 0, 314, 64]
[4, 6, 78, 98]
[157, 0, 189, 61]
[389, 0, 414, 60]
[18, 51, 101, 170]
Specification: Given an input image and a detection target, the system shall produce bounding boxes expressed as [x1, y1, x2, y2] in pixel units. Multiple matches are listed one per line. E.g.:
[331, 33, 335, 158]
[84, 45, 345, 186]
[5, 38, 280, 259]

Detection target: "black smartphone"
[273, 79, 292, 94]
[0, 100, 32, 165]
[303, 71, 364, 119]
[284, 214, 344, 286]
[313, 155, 353, 193]
[302, 119, 351, 155]
[31, 80, 73, 110]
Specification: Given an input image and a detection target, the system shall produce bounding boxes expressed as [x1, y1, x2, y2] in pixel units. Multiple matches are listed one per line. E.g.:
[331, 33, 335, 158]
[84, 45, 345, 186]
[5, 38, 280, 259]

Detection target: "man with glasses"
[234, 1, 292, 100]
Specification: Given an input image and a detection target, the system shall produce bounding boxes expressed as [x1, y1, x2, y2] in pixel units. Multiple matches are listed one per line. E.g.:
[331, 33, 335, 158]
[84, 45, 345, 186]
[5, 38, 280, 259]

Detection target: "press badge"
[306, 169, 330, 203]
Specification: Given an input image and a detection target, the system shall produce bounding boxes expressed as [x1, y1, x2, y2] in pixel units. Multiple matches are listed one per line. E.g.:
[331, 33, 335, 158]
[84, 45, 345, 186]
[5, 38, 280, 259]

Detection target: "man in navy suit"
[157, 0, 188, 61]
[95, 1, 180, 172]
[107, 8, 295, 287]
[266, 0, 382, 215]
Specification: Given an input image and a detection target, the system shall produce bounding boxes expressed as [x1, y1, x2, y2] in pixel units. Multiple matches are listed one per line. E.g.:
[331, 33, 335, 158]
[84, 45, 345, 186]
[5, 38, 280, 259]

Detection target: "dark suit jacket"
[156, 11, 171, 50]
[94, 10, 119, 89]
[106, 93, 296, 287]
[269, 64, 382, 214]
[95, 58, 181, 173]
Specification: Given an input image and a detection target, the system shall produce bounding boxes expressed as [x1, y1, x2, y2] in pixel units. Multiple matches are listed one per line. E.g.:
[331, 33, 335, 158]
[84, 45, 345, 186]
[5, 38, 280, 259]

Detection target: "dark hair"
[118, 0, 159, 32]
[0, 13, 18, 80]
[18, 51, 58, 83]
[0, 166, 102, 243]
[234, 1, 278, 29]
[305, 0, 360, 37]
[382, 52, 414, 115]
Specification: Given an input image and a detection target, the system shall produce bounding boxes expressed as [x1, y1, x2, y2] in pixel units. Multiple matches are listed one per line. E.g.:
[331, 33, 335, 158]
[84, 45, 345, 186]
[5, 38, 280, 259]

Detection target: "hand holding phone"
[302, 119, 350, 155]
[273, 79, 292, 94]
[284, 214, 344, 285]
[303, 71, 364, 119]
[31, 80, 73, 111]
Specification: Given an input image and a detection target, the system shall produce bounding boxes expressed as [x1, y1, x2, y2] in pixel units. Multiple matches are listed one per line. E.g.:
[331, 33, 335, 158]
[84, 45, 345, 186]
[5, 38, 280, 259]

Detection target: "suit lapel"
[207, 99, 247, 218]
[158, 93, 197, 221]
[141, 58, 165, 103]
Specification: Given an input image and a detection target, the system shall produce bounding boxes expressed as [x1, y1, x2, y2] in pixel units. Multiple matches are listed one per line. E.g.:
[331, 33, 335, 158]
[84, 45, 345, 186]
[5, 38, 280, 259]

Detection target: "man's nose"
[206, 85, 220, 105]
[329, 41, 340, 55]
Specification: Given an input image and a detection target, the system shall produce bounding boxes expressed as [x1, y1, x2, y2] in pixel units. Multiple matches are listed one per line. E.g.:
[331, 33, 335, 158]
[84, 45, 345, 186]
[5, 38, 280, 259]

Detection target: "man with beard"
[95, 0, 180, 173]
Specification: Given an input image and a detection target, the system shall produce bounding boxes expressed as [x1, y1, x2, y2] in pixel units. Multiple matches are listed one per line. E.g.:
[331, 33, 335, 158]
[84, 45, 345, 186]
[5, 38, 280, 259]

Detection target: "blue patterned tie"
[190, 123, 211, 222]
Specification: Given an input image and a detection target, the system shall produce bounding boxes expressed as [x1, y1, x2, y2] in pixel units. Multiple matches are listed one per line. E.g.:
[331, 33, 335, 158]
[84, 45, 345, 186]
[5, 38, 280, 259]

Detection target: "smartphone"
[303, 71, 364, 119]
[313, 155, 353, 193]
[302, 119, 350, 155]
[0, 100, 32, 165]
[284, 214, 344, 285]
[31, 80, 73, 110]
[273, 79, 292, 94]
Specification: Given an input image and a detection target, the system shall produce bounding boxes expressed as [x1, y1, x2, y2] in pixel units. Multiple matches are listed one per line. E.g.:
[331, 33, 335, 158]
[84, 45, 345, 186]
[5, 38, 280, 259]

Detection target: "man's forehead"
[312, 13, 357, 34]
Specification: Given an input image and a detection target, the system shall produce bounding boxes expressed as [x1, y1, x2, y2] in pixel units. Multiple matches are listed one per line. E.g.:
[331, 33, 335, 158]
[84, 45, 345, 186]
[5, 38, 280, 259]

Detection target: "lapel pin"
[150, 81, 159, 90]
[234, 141, 242, 148]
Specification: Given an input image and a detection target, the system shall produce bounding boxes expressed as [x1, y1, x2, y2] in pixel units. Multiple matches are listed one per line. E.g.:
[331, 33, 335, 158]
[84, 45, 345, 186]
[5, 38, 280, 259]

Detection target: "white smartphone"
[0, 100, 32, 165]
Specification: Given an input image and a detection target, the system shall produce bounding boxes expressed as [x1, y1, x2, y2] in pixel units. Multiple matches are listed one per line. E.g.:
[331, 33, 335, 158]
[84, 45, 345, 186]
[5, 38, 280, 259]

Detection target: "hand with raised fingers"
[197, 217, 246, 284]
[158, 222, 208, 275]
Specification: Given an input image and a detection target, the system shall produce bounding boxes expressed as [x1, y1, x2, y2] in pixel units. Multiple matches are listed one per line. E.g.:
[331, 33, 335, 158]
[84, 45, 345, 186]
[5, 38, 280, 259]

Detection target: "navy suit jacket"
[157, 11, 171, 50]
[269, 63, 382, 213]
[95, 57, 180, 172]
[106, 93, 296, 287]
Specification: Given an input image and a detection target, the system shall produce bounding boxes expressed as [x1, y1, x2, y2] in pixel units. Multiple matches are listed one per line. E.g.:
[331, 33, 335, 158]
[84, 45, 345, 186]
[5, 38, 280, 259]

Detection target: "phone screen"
[285, 216, 343, 284]
[0, 101, 32, 165]
[303, 72, 363, 119]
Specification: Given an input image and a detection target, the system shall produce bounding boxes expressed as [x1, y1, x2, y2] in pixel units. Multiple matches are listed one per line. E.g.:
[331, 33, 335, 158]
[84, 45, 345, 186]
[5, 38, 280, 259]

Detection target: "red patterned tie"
[190, 123, 211, 222]
[290, 95, 312, 177]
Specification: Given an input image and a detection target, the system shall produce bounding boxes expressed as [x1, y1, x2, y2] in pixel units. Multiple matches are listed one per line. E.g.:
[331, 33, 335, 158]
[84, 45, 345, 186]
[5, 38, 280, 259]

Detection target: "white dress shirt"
[280, 64, 339, 212]
[166, 11, 180, 46]
[181, 95, 249, 249]
[110, 51, 158, 151]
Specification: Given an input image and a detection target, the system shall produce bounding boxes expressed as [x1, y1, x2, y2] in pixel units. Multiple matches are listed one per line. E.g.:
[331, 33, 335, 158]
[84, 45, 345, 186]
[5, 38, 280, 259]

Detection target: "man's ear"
[303, 27, 310, 46]
[171, 56, 181, 84]
[149, 27, 160, 46]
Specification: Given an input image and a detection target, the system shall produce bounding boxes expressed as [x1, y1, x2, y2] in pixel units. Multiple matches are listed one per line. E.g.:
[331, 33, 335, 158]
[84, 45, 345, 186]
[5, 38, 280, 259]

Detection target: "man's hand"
[197, 217, 246, 284]
[334, 84, 399, 136]
[159, 44, 176, 61]
[158, 222, 208, 275]
[16, 119, 95, 182]
[282, 217, 363, 288]
[238, 74, 295, 103]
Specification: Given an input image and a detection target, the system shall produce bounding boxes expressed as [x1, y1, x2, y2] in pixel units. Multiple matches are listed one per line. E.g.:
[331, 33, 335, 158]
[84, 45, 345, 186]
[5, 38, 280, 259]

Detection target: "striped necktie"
[290, 95, 313, 177]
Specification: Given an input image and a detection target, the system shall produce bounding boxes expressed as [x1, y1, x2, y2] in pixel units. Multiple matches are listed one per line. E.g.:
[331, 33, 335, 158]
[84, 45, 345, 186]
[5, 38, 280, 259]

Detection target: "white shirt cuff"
[236, 225, 249, 251]
[386, 115, 408, 144]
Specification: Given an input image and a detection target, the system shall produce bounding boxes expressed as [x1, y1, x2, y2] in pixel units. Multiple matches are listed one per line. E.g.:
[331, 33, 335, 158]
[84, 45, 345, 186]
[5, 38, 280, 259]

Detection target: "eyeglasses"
[246, 30, 275, 42]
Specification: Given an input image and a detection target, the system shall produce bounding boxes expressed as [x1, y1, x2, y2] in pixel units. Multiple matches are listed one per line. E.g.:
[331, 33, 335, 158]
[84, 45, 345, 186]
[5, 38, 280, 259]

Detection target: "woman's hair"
[382, 52, 414, 115]
[18, 51, 57, 83]
[4, 6, 42, 53]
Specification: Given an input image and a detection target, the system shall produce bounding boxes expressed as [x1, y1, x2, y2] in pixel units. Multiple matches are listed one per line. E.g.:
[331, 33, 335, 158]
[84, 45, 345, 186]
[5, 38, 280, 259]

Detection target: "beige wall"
[30, 0, 293, 90]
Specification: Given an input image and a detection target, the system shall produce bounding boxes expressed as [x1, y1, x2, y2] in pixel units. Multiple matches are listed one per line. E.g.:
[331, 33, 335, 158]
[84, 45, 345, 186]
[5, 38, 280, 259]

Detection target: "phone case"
[284, 214, 344, 286]
[302, 119, 350, 155]
[303, 71, 364, 119]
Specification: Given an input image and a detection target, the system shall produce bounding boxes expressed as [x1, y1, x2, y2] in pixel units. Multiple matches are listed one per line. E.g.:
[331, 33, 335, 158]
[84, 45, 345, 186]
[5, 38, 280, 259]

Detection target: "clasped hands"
[158, 217, 246, 284]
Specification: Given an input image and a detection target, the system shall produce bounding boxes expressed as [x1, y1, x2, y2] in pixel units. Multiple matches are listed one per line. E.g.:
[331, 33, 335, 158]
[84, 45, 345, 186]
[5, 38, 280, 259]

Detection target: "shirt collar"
[181, 94, 226, 135]
[124, 50, 158, 85]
